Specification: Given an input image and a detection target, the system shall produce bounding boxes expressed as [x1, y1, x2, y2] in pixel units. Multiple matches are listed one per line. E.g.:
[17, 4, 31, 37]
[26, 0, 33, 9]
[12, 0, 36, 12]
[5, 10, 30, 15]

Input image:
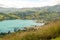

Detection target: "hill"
[0, 4, 60, 21]
[0, 5, 60, 13]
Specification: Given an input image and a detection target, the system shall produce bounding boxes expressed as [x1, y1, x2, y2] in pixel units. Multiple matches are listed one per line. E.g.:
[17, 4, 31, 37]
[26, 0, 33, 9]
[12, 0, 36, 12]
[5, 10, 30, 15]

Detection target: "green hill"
[0, 5, 60, 21]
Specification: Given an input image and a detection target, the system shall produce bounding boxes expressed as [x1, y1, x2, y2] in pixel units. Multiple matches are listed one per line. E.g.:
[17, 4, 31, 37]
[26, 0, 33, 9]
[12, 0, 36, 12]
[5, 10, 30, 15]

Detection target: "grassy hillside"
[0, 10, 60, 21]
[0, 5, 60, 21]
[0, 20, 60, 40]
[51, 37, 60, 40]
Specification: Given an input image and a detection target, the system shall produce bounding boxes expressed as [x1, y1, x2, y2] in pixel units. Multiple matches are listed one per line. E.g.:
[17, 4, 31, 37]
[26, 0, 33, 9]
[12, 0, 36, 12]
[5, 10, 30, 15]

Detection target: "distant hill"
[0, 7, 20, 13]
[43, 5, 60, 12]
[0, 4, 60, 21]
[0, 4, 60, 13]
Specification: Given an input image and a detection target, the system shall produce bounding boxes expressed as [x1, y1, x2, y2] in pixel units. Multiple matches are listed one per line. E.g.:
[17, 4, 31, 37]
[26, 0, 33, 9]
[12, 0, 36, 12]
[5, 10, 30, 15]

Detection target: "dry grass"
[0, 20, 60, 40]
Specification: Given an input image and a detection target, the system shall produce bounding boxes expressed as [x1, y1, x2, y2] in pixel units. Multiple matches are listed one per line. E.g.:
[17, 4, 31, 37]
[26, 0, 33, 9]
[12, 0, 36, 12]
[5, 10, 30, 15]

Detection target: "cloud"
[0, 0, 59, 8]
[0, 4, 4, 6]
[56, 0, 60, 4]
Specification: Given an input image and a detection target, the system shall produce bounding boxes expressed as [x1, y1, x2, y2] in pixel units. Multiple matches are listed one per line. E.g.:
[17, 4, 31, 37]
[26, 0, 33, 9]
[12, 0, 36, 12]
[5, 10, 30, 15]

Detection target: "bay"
[0, 20, 44, 33]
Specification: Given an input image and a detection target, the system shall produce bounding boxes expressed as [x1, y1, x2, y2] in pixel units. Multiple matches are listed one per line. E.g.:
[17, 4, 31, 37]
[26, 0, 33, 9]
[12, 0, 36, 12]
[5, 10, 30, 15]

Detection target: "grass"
[51, 37, 60, 40]
[0, 20, 60, 40]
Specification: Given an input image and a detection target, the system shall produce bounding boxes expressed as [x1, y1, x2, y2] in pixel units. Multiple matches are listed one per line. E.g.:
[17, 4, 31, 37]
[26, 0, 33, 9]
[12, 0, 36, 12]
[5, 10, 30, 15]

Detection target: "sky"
[0, 0, 60, 8]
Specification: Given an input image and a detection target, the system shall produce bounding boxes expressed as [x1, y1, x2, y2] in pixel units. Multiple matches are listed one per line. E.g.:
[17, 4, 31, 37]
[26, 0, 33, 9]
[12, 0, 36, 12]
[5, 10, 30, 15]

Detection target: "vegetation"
[51, 37, 60, 40]
[0, 5, 60, 21]
[0, 10, 60, 21]
[0, 20, 60, 40]
[0, 4, 60, 40]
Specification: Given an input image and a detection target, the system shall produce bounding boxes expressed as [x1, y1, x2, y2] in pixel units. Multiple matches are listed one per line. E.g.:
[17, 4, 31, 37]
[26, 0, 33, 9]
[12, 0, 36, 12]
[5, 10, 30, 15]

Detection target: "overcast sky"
[0, 0, 60, 8]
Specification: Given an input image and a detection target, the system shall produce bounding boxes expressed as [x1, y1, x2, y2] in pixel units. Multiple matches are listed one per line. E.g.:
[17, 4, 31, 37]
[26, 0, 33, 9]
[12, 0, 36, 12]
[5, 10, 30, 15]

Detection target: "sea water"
[0, 20, 44, 33]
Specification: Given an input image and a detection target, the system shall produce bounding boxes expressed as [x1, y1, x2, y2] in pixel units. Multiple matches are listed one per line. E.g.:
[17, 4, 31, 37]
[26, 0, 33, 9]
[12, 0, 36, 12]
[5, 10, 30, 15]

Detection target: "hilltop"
[0, 4, 60, 13]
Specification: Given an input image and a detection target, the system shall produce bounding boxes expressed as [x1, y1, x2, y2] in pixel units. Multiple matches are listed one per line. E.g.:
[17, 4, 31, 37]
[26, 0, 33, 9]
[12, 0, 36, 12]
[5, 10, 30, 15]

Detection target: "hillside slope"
[0, 20, 60, 40]
[0, 5, 60, 21]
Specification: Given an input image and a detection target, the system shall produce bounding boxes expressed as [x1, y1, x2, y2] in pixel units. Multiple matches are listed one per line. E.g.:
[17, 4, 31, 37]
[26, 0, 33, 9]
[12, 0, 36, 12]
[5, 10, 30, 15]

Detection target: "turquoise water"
[0, 20, 44, 33]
